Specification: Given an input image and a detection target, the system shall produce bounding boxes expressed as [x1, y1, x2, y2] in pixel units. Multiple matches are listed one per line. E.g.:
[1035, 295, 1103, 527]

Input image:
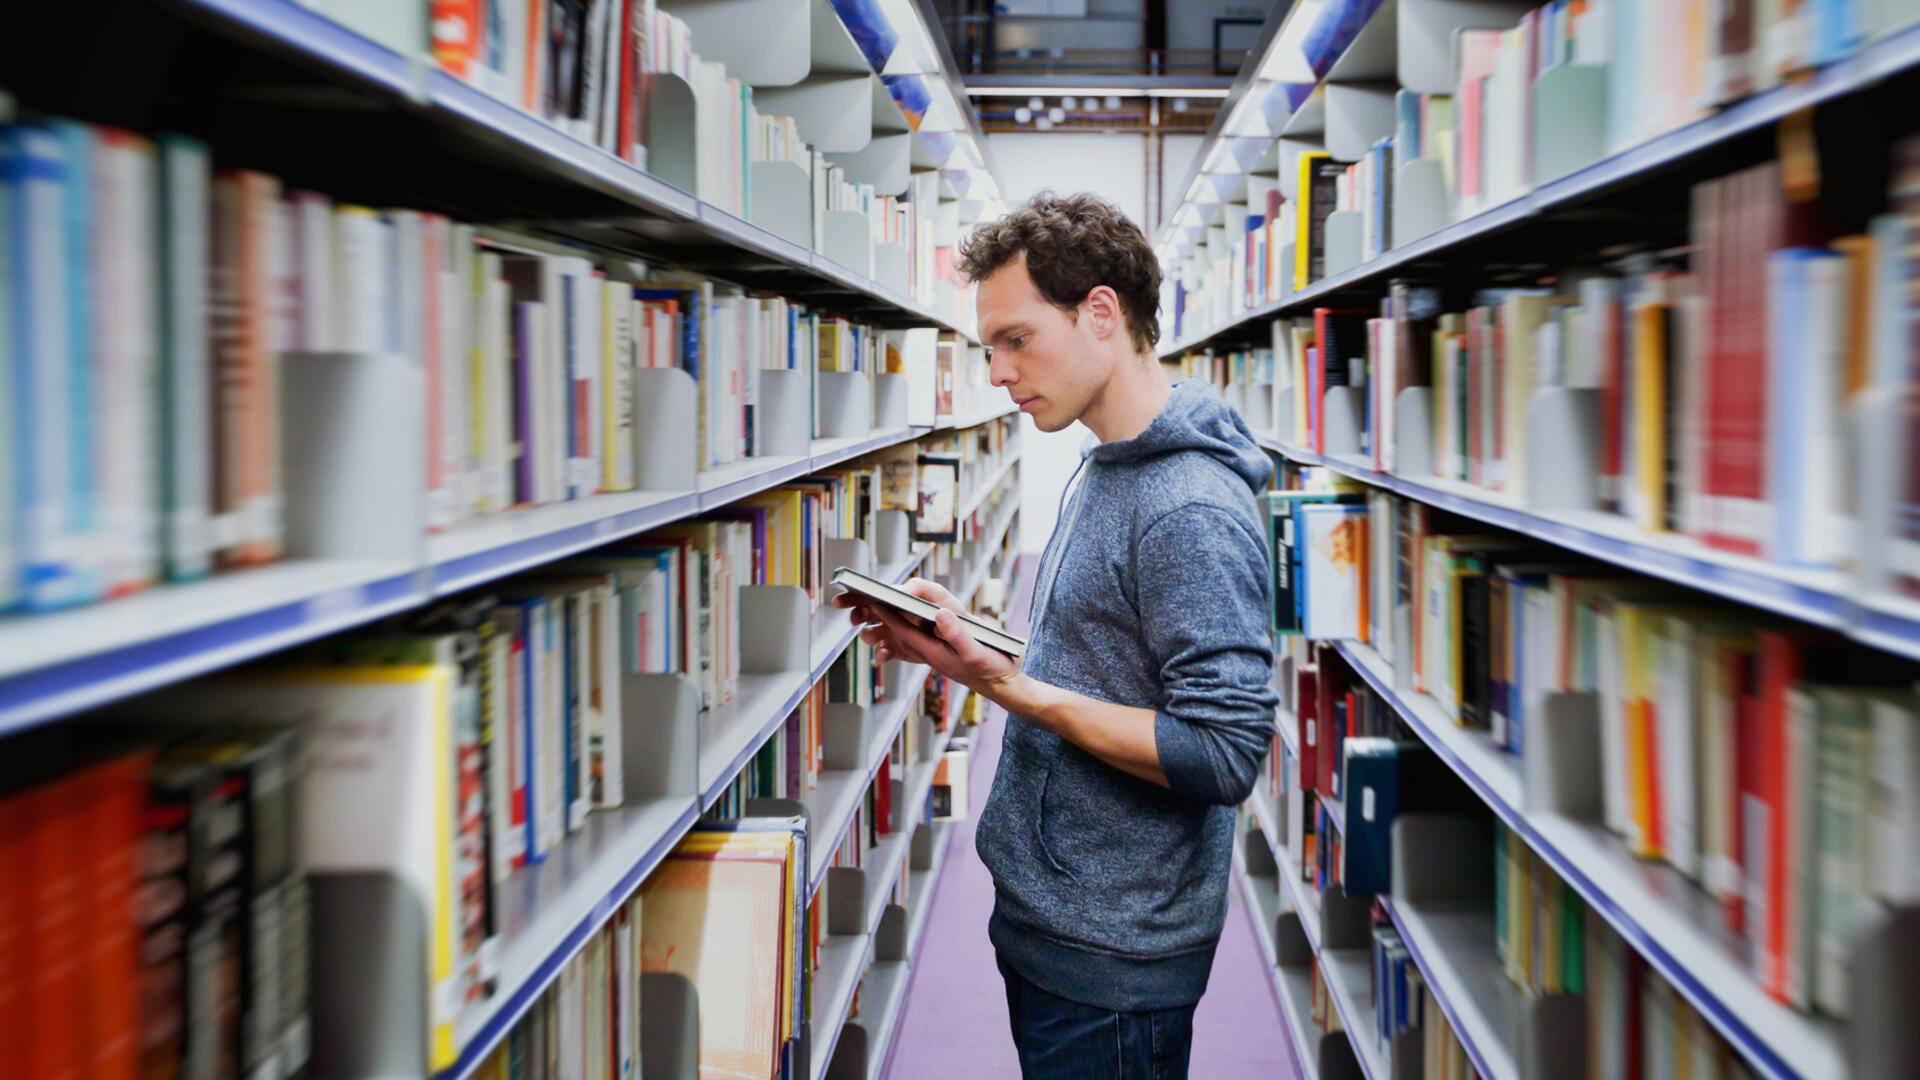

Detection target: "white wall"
[987, 132, 1148, 554]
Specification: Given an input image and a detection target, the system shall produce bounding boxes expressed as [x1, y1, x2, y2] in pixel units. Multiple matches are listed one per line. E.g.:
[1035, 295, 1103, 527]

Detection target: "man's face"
[976, 255, 1111, 433]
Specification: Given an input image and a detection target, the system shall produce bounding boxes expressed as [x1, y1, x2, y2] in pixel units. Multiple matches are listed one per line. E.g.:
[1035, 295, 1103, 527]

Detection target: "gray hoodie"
[977, 377, 1279, 1012]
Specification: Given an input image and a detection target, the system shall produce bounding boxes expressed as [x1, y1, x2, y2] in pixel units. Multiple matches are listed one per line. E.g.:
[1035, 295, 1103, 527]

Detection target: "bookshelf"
[0, 0, 1018, 1077]
[1155, 1, 1920, 356]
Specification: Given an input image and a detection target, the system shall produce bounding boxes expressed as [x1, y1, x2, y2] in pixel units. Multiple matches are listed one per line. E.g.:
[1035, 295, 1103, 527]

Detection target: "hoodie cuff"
[1154, 709, 1232, 805]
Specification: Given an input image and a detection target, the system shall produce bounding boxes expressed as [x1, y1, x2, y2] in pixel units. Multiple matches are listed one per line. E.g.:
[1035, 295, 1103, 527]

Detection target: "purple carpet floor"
[882, 555, 1301, 1080]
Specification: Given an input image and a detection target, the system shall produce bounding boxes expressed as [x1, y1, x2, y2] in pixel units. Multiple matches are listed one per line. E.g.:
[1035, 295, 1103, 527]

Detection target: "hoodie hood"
[1084, 377, 1272, 495]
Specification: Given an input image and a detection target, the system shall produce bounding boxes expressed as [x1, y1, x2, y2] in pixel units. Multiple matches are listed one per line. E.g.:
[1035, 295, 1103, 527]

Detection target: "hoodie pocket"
[1033, 760, 1075, 880]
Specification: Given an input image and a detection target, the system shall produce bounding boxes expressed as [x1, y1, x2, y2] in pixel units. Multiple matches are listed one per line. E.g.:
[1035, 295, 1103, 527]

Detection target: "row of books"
[471, 890, 647, 1080]
[0, 727, 308, 1080]
[1255, 695, 1760, 1080]
[426, 0, 972, 324]
[1190, 132, 1920, 591]
[1266, 472, 1920, 1022]
[0, 109, 987, 619]
[1161, 0, 1920, 343]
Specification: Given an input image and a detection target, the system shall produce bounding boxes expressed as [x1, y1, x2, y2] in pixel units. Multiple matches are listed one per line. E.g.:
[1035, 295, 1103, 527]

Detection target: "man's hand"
[830, 577, 1021, 698]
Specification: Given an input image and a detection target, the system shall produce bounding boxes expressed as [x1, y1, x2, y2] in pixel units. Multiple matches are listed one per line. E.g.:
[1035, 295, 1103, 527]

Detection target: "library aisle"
[885, 557, 1301, 1080]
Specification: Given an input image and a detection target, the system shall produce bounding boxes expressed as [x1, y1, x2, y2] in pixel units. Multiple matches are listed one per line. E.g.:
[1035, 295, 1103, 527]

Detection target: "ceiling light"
[1015, 107, 1031, 123]
[1028, 96, 1043, 111]
[1172, 98, 1188, 112]
[1048, 107, 1065, 123]
[1105, 95, 1121, 110]
[968, 87, 1232, 99]
[1036, 117, 1053, 131]
[1062, 96, 1078, 109]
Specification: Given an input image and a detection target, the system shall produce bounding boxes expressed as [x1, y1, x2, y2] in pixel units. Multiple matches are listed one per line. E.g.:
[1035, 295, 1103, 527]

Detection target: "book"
[830, 566, 1025, 659]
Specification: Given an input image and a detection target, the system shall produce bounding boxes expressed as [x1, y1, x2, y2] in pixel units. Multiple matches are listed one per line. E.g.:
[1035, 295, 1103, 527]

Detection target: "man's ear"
[1083, 284, 1125, 341]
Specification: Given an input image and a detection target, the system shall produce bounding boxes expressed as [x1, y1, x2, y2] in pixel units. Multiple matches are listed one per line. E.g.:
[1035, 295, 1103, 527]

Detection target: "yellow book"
[1833, 234, 1876, 397]
[1294, 151, 1330, 291]
[1619, 604, 1659, 858]
[1499, 294, 1576, 498]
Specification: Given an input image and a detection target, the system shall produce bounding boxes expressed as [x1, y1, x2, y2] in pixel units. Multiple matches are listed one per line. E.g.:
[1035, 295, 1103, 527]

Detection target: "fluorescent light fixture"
[967, 87, 1231, 99]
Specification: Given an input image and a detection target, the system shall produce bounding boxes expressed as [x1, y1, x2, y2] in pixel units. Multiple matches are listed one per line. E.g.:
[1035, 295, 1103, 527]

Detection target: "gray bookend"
[1275, 385, 1296, 445]
[824, 1022, 869, 1080]
[746, 796, 807, 820]
[910, 823, 934, 870]
[1848, 904, 1920, 1079]
[750, 160, 813, 247]
[740, 585, 810, 673]
[758, 369, 814, 457]
[1522, 388, 1601, 512]
[817, 372, 876, 439]
[1244, 826, 1280, 878]
[1276, 911, 1314, 969]
[1518, 992, 1587, 1080]
[1248, 383, 1276, 433]
[1391, 386, 1435, 480]
[1323, 387, 1365, 457]
[1321, 882, 1374, 950]
[1392, 814, 1493, 906]
[280, 351, 425, 564]
[1531, 65, 1610, 184]
[641, 971, 700, 1080]
[619, 672, 702, 802]
[822, 209, 874, 275]
[1392, 159, 1450, 248]
[872, 241, 911, 292]
[645, 72, 701, 195]
[308, 873, 429, 1078]
[823, 703, 873, 771]
[1322, 211, 1365, 278]
[912, 708, 936, 766]
[1319, 1032, 1365, 1080]
[872, 373, 910, 430]
[890, 775, 907, 833]
[632, 367, 701, 492]
[1521, 691, 1603, 822]
[825, 536, 872, 579]
[874, 903, 908, 963]
[874, 510, 913, 569]
[827, 866, 869, 936]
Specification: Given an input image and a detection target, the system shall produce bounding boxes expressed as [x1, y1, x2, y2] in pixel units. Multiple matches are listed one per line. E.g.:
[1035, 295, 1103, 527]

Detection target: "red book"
[431, 0, 478, 76]
[0, 787, 26, 1074]
[1455, 30, 1502, 205]
[1702, 164, 1782, 555]
[27, 771, 88, 1080]
[616, 0, 638, 160]
[1315, 657, 1343, 798]
[83, 754, 151, 1080]
[875, 756, 891, 836]
[1751, 628, 1830, 1005]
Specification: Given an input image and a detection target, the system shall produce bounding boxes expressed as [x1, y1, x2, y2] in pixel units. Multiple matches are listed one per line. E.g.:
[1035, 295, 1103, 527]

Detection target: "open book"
[830, 567, 1026, 659]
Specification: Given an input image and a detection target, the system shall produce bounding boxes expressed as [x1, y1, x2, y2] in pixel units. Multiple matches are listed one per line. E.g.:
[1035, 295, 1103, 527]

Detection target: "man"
[834, 192, 1278, 1078]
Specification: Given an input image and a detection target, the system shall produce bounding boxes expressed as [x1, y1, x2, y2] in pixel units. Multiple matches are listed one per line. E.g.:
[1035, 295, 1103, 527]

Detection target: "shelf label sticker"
[1362, 786, 1376, 823]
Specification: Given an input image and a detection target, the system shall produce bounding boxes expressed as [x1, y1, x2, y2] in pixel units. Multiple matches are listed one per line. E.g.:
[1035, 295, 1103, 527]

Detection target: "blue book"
[8, 124, 92, 610]
[1302, 0, 1387, 78]
[1371, 138, 1393, 259]
[1766, 249, 1835, 565]
[1812, 0, 1863, 64]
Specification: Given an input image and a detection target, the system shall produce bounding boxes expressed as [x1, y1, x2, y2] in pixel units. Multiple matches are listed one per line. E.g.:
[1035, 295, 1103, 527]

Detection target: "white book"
[484, 626, 520, 884]
[158, 137, 212, 583]
[333, 206, 388, 353]
[96, 132, 162, 593]
[1781, 687, 1818, 1008]
[482, 270, 514, 513]
[443, 224, 475, 522]
[558, 957, 584, 1080]
[604, 279, 635, 492]
[1655, 617, 1698, 879]
[288, 190, 333, 350]
[16, 125, 84, 607]
[1596, 607, 1631, 838]
[537, 597, 566, 854]
[1300, 505, 1365, 642]
[1869, 691, 1920, 903]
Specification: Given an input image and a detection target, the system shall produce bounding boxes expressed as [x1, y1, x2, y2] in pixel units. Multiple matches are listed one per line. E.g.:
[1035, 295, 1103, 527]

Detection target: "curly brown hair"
[956, 191, 1162, 353]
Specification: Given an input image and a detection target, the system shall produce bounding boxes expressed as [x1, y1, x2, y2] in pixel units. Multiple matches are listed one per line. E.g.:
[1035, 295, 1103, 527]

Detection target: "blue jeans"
[997, 955, 1197, 1079]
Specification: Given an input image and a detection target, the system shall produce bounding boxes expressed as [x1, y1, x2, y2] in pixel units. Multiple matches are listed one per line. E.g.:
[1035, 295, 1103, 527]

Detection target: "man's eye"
[1009, 336, 1027, 350]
